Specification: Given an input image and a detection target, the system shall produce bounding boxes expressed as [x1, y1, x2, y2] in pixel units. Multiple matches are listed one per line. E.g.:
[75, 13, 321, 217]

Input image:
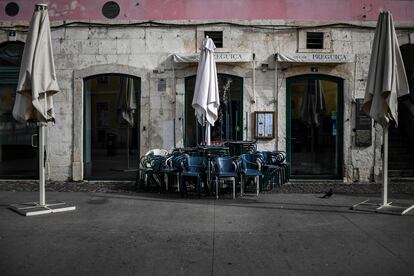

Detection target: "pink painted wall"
[1, 0, 413, 22]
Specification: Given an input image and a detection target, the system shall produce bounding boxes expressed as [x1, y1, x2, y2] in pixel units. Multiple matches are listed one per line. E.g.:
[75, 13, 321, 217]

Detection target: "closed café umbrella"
[192, 36, 220, 145]
[352, 11, 413, 215]
[10, 4, 75, 216]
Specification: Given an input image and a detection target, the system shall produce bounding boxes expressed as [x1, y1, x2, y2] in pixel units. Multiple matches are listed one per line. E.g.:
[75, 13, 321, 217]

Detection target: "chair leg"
[241, 176, 244, 197]
[216, 177, 219, 200]
[197, 177, 201, 199]
[232, 178, 236, 199]
[179, 175, 185, 197]
[256, 176, 259, 196]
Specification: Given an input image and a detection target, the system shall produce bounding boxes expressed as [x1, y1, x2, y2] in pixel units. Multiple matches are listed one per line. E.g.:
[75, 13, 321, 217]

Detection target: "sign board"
[355, 98, 372, 147]
[173, 53, 253, 63]
[277, 53, 354, 63]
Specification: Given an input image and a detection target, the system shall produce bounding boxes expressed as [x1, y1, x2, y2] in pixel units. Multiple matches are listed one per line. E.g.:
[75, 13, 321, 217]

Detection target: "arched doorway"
[387, 44, 414, 180]
[286, 75, 343, 179]
[83, 74, 141, 180]
[184, 74, 243, 146]
[0, 41, 38, 179]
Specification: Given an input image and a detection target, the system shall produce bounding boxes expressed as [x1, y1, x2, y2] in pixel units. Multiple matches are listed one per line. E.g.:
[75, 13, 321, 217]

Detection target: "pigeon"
[320, 188, 333, 199]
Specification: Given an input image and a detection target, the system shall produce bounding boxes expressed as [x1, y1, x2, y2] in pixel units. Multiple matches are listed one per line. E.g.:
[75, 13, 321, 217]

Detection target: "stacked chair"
[136, 154, 167, 192]
[136, 144, 290, 198]
[211, 156, 238, 199]
[179, 154, 207, 198]
[257, 151, 289, 190]
[160, 151, 187, 192]
[238, 153, 263, 196]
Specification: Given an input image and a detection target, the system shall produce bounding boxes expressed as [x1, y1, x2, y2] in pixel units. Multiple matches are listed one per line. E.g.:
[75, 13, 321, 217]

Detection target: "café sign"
[277, 53, 354, 63]
[173, 53, 253, 63]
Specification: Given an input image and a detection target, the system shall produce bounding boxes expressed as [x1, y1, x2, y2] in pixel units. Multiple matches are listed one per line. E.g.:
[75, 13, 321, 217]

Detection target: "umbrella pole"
[382, 125, 389, 206]
[39, 124, 46, 206]
[206, 124, 211, 145]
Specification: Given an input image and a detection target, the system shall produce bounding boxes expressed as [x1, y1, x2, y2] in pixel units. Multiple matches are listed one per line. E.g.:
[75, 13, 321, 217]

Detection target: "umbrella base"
[9, 200, 76, 216]
[351, 199, 414, 215]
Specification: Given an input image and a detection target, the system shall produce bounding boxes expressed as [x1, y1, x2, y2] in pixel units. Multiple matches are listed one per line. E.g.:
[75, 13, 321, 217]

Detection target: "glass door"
[287, 75, 343, 178]
[0, 41, 38, 179]
[84, 74, 140, 180]
[0, 83, 38, 178]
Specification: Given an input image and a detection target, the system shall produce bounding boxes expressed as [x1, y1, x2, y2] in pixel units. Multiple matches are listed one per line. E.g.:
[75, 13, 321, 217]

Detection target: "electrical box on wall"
[354, 98, 372, 147]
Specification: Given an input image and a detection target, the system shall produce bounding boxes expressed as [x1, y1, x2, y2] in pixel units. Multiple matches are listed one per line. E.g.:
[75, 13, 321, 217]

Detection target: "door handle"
[31, 134, 38, 148]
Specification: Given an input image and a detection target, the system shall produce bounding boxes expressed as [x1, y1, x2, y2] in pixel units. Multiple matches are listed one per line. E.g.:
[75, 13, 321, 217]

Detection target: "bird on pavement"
[320, 188, 333, 198]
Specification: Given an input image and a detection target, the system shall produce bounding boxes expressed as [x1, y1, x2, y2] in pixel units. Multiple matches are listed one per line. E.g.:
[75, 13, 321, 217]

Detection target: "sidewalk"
[0, 191, 413, 276]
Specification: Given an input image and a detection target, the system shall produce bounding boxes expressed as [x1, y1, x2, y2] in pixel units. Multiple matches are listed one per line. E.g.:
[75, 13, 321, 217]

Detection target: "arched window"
[0, 41, 24, 84]
[185, 74, 243, 146]
[0, 41, 24, 67]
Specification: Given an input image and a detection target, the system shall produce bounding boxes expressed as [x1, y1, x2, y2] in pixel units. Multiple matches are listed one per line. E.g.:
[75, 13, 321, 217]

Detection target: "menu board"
[254, 111, 275, 139]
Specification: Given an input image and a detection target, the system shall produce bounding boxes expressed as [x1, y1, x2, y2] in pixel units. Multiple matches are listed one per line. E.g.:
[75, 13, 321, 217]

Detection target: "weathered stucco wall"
[1, 11, 414, 181]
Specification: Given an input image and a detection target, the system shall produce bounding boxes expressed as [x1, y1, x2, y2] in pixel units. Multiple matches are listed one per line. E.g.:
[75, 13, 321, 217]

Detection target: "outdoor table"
[224, 140, 257, 156]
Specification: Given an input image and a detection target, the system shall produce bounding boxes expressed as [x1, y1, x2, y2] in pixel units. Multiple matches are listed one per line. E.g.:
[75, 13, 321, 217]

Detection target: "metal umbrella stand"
[9, 4, 75, 216]
[352, 11, 414, 215]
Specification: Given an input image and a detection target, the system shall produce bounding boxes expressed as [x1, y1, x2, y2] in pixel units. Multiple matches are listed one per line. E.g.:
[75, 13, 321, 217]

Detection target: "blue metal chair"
[179, 155, 207, 198]
[239, 153, 263, 196]
[160, 152, 186, 192]
[212, 156, 238, 199]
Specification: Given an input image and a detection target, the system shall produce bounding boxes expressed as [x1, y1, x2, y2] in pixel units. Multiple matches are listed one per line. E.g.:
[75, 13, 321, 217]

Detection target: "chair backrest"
[273, 151, 286, 165]
[141, 154, 166, 171]
[151, 155, 166, 172]
[165, 152, 187, 171]
[239, 153, 262, 171]
[145, 148, 169, 156]
[184, 156, 206, 173]
[214, 156, 236, 173]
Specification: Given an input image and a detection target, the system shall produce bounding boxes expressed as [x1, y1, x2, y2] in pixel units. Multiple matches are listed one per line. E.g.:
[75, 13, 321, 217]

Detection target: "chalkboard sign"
[355, 99, 372, 147]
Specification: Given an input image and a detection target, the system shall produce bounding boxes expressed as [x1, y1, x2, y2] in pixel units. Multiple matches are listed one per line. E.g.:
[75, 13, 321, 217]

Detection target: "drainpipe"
[274, 53, 279, 151]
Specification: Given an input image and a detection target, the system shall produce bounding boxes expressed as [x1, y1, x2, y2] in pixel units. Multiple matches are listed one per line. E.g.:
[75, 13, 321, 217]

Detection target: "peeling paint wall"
[1, 0, 414, 21]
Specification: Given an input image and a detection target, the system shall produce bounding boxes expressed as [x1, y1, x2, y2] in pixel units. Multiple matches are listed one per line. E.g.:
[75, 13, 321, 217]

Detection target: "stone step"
[388, 169, 414, 177]
[389, 162, 414, 169]
[389, 177, 414, 183]
[388, 155, 414, 164]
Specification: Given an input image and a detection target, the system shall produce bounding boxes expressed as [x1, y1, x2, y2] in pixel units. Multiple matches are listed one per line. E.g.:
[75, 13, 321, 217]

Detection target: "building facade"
[0, 0, 414, 183]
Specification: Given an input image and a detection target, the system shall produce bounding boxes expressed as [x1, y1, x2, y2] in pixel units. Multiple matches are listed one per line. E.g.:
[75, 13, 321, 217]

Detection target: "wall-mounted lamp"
[261, 63, 269, 72]
[311, 67, 319, 72]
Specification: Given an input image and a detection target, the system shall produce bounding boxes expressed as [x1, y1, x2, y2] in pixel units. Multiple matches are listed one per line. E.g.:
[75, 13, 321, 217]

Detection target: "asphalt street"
[0, 191, 413, 276]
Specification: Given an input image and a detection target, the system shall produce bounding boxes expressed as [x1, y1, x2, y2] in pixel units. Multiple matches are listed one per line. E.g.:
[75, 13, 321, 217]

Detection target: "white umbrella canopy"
[9, 4, 75, 216]
[353, 11, 413, 215]
[362, 11, 409, 127]
[192, 37, 220, 145]
[12, 4, 59, 123]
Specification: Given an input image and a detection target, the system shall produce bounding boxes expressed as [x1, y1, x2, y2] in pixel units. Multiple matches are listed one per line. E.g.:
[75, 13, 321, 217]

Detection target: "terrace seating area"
[136, 141, 289, 198]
